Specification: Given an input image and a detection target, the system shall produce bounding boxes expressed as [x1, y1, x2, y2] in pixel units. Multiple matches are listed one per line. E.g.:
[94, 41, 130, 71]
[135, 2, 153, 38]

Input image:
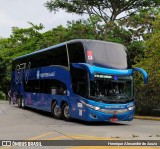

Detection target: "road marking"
[0, 146, 11, 149]
[28, 131, 53, 140]
[46, 133, 112, 140]
[64, 134, 110, 140]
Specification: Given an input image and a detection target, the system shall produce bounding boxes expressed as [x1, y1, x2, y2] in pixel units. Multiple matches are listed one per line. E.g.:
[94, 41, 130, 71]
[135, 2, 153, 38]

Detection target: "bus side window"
[50, 81, 67, 96]
[58, 84, 67, 95]
[24, 80, 39, 93]
[51, 87, 58, 95]
[67, 42, 85, 64]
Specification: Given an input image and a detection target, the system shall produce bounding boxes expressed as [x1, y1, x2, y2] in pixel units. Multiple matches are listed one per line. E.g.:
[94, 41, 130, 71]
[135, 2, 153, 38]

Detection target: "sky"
[0, 0, 86, 38]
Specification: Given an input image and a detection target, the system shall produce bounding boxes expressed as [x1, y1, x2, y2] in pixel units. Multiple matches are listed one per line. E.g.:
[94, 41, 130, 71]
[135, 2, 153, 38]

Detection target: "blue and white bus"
[11, 39, 148, 122]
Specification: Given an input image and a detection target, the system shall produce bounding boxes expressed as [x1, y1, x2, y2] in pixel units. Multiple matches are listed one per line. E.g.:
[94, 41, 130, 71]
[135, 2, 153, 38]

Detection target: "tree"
[0, 56, 10, 100]
[119, 8, 160, 40]
[45, 0, 160, 23]
[135, 15, 160, 116]
[66, 19, 96, 39]
[39, 25, 69, 48]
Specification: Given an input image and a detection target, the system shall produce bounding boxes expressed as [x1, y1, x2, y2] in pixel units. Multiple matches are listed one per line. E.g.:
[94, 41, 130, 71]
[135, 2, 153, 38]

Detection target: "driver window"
[71, 67, 88, 98]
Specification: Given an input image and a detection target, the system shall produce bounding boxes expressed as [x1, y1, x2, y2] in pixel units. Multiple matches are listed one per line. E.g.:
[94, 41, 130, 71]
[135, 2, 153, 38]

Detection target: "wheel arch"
[51, 99, 57, 109]
[61, 100, 67, 108]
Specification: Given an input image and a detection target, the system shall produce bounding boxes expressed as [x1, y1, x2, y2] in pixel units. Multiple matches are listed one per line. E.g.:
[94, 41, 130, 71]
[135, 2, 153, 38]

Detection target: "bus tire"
[17, 97, 22, 108]
[62, 103, 71, 121]
[21, 97, 26, 109]
[51, 101, 62, 119]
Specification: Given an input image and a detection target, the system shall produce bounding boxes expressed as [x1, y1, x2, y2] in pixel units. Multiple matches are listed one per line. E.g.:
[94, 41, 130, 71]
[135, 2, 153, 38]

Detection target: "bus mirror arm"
[133, 67, 148, 84]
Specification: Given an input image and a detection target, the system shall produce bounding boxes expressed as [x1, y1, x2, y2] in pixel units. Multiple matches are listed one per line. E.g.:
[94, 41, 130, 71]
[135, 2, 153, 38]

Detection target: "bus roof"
[13, 39, 125, 61]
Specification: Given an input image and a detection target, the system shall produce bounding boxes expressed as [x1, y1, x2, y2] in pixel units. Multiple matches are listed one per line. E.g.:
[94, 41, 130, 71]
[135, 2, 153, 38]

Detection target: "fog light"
[90, 113, 97, 119]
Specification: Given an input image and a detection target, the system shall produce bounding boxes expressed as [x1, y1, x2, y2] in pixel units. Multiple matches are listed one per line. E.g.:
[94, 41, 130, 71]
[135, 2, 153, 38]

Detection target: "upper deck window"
[12, 45, 68, 70]
[67, 42, 85, 64]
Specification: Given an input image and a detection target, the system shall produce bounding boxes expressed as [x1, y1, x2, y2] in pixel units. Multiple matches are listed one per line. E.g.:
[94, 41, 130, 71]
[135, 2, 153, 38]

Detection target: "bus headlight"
[128, 106, 135, 111]
[93, 106, 100, 110]
[80, 100, 100, 111]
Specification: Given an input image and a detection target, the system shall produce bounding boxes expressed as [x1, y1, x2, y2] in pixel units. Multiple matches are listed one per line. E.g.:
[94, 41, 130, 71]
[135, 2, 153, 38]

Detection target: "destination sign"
[94, 74, 112, 79]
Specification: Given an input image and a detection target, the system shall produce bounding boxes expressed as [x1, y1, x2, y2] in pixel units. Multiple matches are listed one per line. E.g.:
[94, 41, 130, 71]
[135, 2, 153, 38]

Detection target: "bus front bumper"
[83, 107, 134, 122]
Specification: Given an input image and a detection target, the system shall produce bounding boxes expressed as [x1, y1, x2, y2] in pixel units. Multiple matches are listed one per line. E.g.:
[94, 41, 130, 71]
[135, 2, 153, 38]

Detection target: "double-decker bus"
[11, 39, 148, 122]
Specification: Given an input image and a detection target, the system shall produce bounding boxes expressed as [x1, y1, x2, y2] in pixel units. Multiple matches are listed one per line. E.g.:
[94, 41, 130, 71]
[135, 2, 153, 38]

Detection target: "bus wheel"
[17, 97, 22, 108]
[21, 97, 25, 109]
[51, 101, 62, 119]
[62, 103, 71, 121]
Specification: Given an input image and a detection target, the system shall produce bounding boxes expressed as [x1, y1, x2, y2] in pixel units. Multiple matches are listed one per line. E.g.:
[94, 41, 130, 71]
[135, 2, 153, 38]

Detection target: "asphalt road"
[0, 100, 159, 149]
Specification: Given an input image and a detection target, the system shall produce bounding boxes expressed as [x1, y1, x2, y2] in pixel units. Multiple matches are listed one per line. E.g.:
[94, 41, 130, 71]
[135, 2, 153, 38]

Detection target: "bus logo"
[36, 71, 55, 79]
[15, 62, 31, 84]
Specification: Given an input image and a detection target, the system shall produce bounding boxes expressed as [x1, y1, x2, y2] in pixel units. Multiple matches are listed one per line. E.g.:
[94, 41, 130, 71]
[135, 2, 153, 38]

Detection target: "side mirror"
[133, 67, 148, 84]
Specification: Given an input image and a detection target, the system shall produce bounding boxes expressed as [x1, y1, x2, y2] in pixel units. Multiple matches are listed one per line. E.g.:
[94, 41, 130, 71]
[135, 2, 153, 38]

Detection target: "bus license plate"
[110, 117, 118, 122]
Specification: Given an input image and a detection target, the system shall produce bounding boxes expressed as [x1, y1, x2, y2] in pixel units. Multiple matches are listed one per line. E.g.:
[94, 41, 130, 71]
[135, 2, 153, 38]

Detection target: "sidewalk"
[134, 115, 160, 121]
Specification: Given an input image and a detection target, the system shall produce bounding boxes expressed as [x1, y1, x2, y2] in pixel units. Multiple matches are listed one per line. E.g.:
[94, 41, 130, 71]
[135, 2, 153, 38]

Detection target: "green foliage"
[135, 15, 160, 116]
[120, 8, 160, 40]
[45, 0, 160, 22]
[37, 25, 68, 49]
[128, 41, 144, 65]
[66, 19, 96, 40]
[0, 91, 5, 100]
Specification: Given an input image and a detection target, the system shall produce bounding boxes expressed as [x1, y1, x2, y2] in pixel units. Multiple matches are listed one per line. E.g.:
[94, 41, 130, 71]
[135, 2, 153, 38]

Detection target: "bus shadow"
[71, 119, 127, 126]
[23, 106, 53, 117]
[20, 106, 129, 126]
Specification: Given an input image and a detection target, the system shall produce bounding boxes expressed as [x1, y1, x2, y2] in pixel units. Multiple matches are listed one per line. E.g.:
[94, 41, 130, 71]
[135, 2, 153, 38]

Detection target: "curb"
[134, 116, 160, 121]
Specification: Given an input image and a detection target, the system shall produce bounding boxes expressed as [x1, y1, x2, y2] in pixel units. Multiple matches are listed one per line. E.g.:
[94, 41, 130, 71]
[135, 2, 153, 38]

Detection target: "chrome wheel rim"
[22, 98, 24, 107]
[53, 104, 61, 117]
[64, 105, 70, 119]
[18, 98, 21, 106]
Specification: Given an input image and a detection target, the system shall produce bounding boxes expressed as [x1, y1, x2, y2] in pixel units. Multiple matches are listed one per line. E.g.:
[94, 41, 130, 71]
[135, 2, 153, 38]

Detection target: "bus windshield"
[84, 41, 131, 69]
[89, 74, 133, 103]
